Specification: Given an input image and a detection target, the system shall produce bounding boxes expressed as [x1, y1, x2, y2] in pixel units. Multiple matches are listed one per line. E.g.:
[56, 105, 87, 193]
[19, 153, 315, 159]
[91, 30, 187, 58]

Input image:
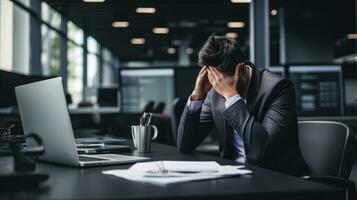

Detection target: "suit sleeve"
[223, 79, 297, 165]
[177, 91, 215, 153]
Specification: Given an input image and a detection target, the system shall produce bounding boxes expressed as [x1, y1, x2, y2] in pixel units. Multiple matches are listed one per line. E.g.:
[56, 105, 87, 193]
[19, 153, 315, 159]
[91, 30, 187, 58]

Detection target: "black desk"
[1, 143, 343, 200]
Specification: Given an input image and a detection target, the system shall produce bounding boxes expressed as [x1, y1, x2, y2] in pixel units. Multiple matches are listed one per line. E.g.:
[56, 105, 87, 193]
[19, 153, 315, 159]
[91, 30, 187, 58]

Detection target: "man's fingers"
[208, 67, 219, 81]
[207, 71, 215, 85]
[209, 67, 219, 78]
[200, 70, 208, 78]
[211, 67, 224, 78]
[199, 66, 207, 75]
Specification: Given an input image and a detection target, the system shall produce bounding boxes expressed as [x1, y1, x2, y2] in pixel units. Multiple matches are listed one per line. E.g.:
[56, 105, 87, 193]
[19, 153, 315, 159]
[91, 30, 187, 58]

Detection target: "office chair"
[153, 102, 166, 114]
[150, 114, 175, 146]
[143, 101, 155, 113]
[298, 121, 357, 200]
[171, 98, 187, 130]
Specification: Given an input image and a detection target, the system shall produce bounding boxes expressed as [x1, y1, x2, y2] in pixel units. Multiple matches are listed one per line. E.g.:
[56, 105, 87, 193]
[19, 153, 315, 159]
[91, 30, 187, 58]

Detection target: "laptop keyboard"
[78, 156, 107, 162]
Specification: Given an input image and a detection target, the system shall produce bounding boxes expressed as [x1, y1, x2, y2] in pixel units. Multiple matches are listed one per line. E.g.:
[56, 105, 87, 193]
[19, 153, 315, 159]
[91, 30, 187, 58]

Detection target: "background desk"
[1, 143, 343, 200]
[68, 106, 120, 114]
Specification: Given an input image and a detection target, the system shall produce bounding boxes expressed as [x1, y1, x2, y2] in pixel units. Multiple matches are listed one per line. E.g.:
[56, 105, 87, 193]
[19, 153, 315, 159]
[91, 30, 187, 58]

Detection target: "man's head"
[198, 34, 246, 76]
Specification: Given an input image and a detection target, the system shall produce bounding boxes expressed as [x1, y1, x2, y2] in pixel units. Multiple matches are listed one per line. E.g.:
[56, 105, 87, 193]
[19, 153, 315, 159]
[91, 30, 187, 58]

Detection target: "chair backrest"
[143, 101, 155, 113]
[298, 121, 356, 178]
[150, 114, 175, 146]
[171, 98, 187, 130]
[153, 102, 166, 114]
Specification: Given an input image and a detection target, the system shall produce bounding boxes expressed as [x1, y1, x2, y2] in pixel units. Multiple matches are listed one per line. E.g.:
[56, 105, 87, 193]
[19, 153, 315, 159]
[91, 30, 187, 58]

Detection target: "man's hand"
[207, 66, 240, 100]
[191, 66, 212, 101]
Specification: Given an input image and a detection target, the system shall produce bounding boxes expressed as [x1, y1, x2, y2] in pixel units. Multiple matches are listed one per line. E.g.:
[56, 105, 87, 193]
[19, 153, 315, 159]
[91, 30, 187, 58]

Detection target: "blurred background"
[0, 0, 356, 143]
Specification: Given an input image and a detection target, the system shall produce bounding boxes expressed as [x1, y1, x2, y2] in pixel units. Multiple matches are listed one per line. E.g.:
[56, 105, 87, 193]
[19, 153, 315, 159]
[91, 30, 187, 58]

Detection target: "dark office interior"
[0, 0, 356, 199]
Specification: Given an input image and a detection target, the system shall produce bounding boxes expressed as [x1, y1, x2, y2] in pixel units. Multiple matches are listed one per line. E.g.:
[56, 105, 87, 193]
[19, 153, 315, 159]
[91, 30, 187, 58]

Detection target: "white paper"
[103, 161, 251, 185]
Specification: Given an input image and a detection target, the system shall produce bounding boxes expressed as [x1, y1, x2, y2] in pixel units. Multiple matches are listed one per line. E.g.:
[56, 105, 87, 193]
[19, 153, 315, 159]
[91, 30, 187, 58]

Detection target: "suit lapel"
[211, 66, 262, 159]
[245, 64, 262, 112]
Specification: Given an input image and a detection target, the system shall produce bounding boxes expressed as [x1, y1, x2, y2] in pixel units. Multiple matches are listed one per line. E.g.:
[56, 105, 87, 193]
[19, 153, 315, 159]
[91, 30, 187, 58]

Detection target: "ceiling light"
[225, 32, 238, 38]
[227, 22, 245, 28]
[136, 7, 156, 14]
[83, 0, 105, 2]
[271, 9, 278, 16]
[230, 0, 251, 3]
[153, 27, 169, 34]
[131, 38, 145, 45]
[186, 48, 194, 54]
[167, 48, 176, 54]
[112, 21, 129, 28]
[347, 34, 357, 39]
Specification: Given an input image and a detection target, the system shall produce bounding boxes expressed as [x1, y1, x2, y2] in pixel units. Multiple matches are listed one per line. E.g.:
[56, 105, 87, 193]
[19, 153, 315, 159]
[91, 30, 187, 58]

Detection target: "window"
[88, 36, 99, 54]
[85, 36, 100, 102]
[86, 53, 99, 102]
[41, 25, 61, 76]
[68, 21, 83, 45]
[87, 54, 99, 88]
[0, 0, 30, 74]
[41, 2, 61, 29]
[67, 21, 84, 105]
[102, 48, 114, 86]
[0, 0, 13, 71]
[0, 0, 121, 106]
[13, 0, 30, 8]
[12, 3, 30, 74]
[68, 41, 83, 105]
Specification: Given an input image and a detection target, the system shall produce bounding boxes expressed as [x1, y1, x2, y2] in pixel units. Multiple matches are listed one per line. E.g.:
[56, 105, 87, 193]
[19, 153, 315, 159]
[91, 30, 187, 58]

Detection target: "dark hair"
[198, 34, 246, 75]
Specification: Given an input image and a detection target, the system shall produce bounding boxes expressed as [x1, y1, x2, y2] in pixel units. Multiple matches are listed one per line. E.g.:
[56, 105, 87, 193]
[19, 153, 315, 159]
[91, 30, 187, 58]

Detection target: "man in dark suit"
[177, 34, 307, 176]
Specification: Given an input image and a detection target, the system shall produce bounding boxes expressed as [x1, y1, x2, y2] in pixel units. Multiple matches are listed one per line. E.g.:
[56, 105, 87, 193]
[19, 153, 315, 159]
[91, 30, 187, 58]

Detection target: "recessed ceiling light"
[131, 38, 145, 45]
[153, 27, 169, 34]
[136, 7, 156, 14]
[186, 48, 194, 54]
[112, 21, 129, 28]
[347, 34, 357, 39]
[83, 0, 105, 2]
[227, 22, 245, 28]
[271, 9, 278, 16]
[167, 48, 176, 54]
[225, 32, 238, 38]
[230, 0, 251, 3]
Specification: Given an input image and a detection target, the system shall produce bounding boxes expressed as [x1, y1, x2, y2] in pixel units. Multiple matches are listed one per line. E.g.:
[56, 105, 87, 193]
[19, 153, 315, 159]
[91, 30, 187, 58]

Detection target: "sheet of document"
[103, 161, 252, 185]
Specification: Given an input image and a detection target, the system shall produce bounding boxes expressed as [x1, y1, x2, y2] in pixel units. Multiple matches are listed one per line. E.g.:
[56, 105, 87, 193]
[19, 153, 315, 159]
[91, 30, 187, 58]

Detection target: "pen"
[146, 113, 153, 126]
[141, 112, 147, 126]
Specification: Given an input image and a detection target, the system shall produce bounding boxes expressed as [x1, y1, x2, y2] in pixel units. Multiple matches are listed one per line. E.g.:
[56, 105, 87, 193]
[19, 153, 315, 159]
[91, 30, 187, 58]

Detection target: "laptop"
[15, 77, 149, 167]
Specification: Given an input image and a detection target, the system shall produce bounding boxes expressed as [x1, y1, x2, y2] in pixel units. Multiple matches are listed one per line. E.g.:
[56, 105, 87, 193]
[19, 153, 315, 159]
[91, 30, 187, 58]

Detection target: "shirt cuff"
[187, 96, 203, 113]
[224, 94, 242, 109]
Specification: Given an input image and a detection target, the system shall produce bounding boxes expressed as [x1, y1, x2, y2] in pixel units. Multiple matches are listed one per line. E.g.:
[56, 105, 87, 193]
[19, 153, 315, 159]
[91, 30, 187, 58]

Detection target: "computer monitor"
[0, 70, 53, 107]
[119, 68, 174, 113]
[268, 66, 286, 77]
[97, 87, 118, 107]
[288, 65, 344, 116]
[342, 63, 357, 115]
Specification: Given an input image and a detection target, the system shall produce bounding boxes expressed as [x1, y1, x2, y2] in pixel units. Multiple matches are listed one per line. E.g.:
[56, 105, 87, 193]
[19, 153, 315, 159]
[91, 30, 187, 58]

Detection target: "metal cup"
[131, 125, 158, 153]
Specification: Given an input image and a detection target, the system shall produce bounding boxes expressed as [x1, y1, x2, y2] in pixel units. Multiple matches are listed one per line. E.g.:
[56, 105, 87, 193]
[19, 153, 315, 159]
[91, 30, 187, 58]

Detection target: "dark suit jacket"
[177, 65, 308, 176]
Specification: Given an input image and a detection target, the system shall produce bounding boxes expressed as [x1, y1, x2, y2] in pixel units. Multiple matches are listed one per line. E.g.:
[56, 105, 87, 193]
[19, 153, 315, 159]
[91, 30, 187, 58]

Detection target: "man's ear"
[235, 63, 245, 78]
